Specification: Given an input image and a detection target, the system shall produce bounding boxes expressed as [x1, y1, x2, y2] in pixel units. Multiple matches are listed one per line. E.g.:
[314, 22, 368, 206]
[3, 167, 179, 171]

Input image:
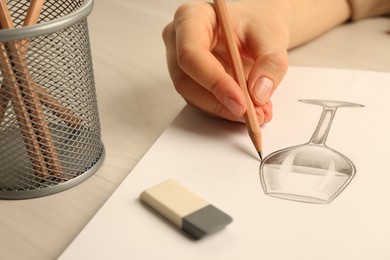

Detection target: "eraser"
[140, 179, 233, 239]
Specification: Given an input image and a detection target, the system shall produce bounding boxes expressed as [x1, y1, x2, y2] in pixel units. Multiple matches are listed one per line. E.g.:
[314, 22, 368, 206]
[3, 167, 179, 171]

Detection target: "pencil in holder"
[0, 0, 104, 199]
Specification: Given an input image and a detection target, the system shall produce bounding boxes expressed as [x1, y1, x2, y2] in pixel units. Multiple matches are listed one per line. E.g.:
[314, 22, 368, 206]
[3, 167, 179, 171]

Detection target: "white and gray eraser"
[140, 179, 233, 239]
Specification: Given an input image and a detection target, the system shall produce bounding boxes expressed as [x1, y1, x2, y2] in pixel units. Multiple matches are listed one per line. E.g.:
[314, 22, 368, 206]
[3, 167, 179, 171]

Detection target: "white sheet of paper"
[60, 67, 390, 259]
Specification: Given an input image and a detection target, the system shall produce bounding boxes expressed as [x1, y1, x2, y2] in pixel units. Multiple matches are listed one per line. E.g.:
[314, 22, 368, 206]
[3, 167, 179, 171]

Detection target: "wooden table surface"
[0, 1, 389, 259]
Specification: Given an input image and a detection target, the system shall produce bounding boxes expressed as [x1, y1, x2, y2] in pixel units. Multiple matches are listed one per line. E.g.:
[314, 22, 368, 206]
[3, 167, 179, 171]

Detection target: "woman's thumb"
[247, 51, 289, 105]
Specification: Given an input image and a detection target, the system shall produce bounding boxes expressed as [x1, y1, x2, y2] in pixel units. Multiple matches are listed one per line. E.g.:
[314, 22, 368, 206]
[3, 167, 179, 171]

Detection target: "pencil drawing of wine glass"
[260, 100, 363, 204]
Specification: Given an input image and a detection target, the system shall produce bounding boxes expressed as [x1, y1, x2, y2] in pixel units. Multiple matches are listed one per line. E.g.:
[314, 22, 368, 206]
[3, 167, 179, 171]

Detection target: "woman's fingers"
[163, 18, 269, 124]
[162, 1, 290, 125]
[248, 50, 289, 105]
[164, 2, 247, 118]
[246, 24, 289, 106]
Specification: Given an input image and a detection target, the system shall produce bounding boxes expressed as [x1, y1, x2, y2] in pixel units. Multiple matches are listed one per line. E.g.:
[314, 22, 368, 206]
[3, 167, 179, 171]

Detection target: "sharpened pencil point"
[258, 151, 263, 161]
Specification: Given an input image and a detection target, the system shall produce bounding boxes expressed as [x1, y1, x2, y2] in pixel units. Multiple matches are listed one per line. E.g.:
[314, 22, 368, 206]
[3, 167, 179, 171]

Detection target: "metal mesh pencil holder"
[0, 0, 104, 199]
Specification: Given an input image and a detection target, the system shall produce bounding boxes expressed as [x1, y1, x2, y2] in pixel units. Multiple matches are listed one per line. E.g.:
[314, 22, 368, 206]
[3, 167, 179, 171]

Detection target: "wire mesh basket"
[0, 0, 104, 199]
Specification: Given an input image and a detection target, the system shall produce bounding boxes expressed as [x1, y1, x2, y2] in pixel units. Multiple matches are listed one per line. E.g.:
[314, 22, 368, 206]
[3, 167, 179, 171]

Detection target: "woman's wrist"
[347, 0, 390, 20]
[288, 0, 351, 49]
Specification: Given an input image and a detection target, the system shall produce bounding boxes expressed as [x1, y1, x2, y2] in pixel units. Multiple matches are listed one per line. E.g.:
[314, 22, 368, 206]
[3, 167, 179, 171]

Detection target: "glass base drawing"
[260, 100, 363, 204]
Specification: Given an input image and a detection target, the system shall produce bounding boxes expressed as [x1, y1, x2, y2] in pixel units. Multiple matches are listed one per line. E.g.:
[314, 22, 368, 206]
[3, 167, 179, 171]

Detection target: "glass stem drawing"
[309, 101, 336, 145]
[260, 100, 363, 204]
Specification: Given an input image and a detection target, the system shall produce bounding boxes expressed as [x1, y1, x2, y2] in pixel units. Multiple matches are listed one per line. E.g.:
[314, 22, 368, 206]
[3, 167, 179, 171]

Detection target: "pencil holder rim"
[0, 0, 93, 42]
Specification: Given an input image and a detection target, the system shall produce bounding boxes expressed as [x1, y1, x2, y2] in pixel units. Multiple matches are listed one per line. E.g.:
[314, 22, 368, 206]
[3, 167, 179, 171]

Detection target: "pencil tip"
[258, 151, 263, 161]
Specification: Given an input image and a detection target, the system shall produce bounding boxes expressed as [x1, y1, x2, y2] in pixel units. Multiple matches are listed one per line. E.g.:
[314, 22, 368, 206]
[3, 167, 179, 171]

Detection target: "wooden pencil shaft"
[23, 0, 45, 26]
[0, 80, 82, 127]
[0, 78, 82, 129]
[0, 0, 44, 27]
[0, 0, 62, 175]
[0, 0, 12, 28]
[0, 0, 36, 123]
[0, 44, 49, 176]
[9, 36, 62, 176]
[0, 0, 81, 129]
[0, 0, 49, 175]
[36, 88, 82, 128]
[213, 0, 262, 153]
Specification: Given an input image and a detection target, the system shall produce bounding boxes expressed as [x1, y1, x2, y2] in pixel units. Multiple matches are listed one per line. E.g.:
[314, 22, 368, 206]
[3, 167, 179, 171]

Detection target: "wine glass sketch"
[260, 100, 363, 204]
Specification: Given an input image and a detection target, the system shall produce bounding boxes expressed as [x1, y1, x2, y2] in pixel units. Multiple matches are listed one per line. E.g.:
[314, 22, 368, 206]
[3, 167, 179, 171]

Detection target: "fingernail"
[224, 97, 243, 117]
[253, 77, 273, 104]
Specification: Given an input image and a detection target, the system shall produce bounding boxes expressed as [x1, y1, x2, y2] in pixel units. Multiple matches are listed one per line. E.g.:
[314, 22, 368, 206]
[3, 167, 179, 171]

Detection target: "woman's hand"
[163, 0, 291, 124]
[162, 0, 351, 124]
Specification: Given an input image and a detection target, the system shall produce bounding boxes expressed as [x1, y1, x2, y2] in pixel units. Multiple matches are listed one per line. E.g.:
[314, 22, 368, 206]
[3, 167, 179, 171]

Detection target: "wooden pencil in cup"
[0, 0, 81, 129]
[0, 70, 82, 128]
[23, 0, 45, 26]
[0, 0, 62, 176]
[0, 43, 50, 176]
[0, 1, 49, 176]
[213, 0, 263, 160]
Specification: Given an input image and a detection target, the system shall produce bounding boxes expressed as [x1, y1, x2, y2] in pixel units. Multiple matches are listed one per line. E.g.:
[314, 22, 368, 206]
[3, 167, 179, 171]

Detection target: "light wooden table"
[0, 1, 389, 259]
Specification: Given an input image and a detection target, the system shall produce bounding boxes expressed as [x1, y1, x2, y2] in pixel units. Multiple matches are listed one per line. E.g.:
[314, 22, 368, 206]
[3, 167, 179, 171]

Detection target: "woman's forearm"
[288, 0, 390, 48]
[349, 0, 390, 20]
[288, 0, 351, 48]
